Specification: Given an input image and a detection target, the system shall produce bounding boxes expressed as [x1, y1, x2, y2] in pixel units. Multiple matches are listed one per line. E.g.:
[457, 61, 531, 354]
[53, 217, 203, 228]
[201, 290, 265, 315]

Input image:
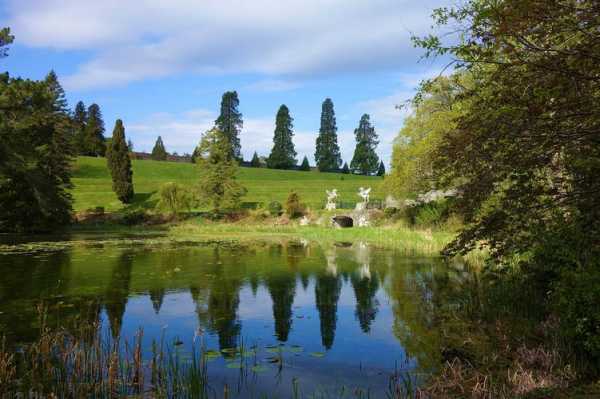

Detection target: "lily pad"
[225, 362, 243, 369]
[310, 352, 325, 358]
[289, 345, 304, 353]
[251, 365, 269, 373]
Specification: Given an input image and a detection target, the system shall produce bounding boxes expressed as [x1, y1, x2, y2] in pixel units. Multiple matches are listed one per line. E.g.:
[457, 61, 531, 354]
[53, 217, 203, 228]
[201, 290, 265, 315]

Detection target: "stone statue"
[355, 187, 371, 211]
[325, 188, 338, 211]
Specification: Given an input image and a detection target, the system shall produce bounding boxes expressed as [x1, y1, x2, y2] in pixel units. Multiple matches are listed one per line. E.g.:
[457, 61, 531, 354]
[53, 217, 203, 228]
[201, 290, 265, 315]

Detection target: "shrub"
[268, 201, 283, 216]
[384, 207, 399, 219]
[554, 267, 600, 363]
[285, 191, 304, 218]
[157, 182, 192, 217]
[120, 210, 146, 225]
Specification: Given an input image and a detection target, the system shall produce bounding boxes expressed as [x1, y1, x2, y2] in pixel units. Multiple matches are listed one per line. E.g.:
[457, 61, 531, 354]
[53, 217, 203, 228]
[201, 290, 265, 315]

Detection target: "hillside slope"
[71, 156, 383, 212]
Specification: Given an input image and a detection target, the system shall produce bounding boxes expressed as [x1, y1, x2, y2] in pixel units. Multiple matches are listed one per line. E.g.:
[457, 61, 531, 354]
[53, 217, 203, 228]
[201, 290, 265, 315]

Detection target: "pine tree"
[341, 162, 350, 174]
[0, 72, 73, 232]
[250, 151, 261, 167]
[350, 114, 379, 175]
[196, 128, 247, 214]
[107, 119, 134, 203]
[314, 98, 341, 172]
[377, 160, 386, 176]
[215, 91, 243, 160]
[267, 105, 297, 169]
[151, 136, 168, 161]
[299, 156, 310, 171]
[45, 71, 68, 112]
[84, 103, 106, 156]
[72, 101, 87, 154]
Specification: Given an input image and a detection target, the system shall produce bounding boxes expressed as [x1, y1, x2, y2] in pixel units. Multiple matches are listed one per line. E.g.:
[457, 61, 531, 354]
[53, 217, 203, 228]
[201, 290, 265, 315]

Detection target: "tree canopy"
[83, 103, 106, 156]
[215, 91, 243, 160]
[315, 98, 342, 172]
[267, 105, 297, 169]
[195, 128, 246, 213]
[350, 114, 379, 175]
[107, 119, 134, 203]
[151, 136, 168, 161]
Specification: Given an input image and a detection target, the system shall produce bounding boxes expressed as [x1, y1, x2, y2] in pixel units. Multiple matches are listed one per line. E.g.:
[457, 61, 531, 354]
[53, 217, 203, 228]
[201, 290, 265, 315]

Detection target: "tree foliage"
[315, 98, 341, 172]
[72, 101, 87, 154]
[341, 162, 350, 174]
[83, 103, 106, 156]
[267, 105, 296, 169]
[285, 191, 303, 218]
[195, 128, 246, 213]
[377, 161, 385, 177]
[299, 156, 310, 171]
[0, 27, 14, 58]
[106, 119, 134, 203]
[151, 136, 168, 161]
[0, 72, 73, 231]
[415, 0, 600, 361]
[389, 75, 469, 197]
[350, 114, 379, 175]
[215, 91, 243, 160]
[250, 151, 261, 167]
[157, 182, 192, 217]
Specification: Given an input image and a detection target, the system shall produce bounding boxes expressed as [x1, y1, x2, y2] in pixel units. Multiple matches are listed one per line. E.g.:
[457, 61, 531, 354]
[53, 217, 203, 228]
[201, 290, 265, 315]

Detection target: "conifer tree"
[45, 71, 68, 112]
[196, 128, 246, 214]
[377, 160, 386, 176]
[342, 162, 350, 174]
[299, 156, 310, 171]
[350, 114, 379, 175]
[107, 119, 134, 203]
[151, 136, 168, 161]
[84, 103, 106, 156]
[1, 72, 73, 231]
[250, 151, 261, 167]
[72, 101, 87, 154]
[314, 98, 341, 172]
[215, 91, 243, 160]
[267, 105, 297, 169]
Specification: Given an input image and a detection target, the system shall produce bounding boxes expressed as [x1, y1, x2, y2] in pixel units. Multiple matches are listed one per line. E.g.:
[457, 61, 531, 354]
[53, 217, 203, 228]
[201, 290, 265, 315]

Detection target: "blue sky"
[0, 0, 450, 166]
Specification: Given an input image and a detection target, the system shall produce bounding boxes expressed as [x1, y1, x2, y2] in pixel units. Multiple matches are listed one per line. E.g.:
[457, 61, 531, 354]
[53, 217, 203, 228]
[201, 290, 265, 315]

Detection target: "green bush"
[157, 182, 192, 217]
[268, 201, 283, 216]
[404, 200, 450, 226]
[120, 210, 146, 225]
[554, 267, 600, 362]
[285, 191, 304, 218]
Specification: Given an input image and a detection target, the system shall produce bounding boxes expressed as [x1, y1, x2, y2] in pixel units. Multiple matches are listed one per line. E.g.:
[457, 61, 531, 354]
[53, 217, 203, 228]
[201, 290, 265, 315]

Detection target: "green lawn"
[71, 156, 383, 212]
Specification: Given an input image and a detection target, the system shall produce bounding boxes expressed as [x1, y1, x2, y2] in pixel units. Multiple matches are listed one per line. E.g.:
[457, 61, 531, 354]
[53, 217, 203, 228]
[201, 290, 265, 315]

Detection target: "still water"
[0, 236, 449, 396]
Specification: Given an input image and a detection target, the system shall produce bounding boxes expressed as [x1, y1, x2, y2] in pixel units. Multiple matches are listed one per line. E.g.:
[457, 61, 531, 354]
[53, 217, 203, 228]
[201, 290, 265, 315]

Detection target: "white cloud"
[5, 0, 450, 90]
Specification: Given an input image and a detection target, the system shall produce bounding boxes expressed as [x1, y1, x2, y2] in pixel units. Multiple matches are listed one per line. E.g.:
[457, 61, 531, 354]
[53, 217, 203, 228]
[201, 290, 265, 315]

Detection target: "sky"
[0, 0, 451, 166]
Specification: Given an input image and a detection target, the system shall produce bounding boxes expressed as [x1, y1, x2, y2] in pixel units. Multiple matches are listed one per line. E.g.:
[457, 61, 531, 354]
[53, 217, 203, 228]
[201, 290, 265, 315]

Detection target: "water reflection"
[0, 238, 456, 394]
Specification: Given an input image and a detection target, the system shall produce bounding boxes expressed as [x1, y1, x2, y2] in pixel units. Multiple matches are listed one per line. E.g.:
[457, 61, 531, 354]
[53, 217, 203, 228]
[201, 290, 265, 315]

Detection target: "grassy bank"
[71, 156, 383, 212]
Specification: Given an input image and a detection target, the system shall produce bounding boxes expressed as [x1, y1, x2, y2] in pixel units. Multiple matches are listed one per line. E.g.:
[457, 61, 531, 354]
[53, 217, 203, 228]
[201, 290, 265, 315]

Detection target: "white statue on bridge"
[356, 187, 371, 211]
[325, 188, 338, 211]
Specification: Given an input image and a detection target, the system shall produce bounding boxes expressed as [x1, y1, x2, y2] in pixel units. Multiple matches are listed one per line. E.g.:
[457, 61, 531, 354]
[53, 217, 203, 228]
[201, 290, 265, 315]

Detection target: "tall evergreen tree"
[377, 160, 386, 176]
[315, 98, 342, 172]
[45, 71, 68, 112]
[196, 128, 247, 213]
[72, 101, 87, 154]
[250, 151, 261, 167]
[341, 162, 350, 174]
[350, 114, 379, 175]
[267, 105, 297, 169]
[0, 73, 73, 231]
[107, 119, 134, 203]
[215, 91, 243, 160]
[299, 156, 310, 171]
[84, 103, 106, 156]
[151, 136, 168, 161]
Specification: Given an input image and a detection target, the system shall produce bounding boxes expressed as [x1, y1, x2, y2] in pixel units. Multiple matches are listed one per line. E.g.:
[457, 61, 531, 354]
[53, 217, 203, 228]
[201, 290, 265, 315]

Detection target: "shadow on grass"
[123, 191, 158, 212]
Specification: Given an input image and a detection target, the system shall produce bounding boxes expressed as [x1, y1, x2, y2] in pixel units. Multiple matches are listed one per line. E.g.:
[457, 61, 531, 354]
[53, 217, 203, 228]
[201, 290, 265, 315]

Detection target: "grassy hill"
[71, 156, 383, 212]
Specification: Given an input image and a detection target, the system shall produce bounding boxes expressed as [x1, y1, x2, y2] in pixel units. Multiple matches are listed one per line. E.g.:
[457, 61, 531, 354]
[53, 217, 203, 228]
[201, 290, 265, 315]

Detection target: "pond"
[0, 235, 453, 397]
